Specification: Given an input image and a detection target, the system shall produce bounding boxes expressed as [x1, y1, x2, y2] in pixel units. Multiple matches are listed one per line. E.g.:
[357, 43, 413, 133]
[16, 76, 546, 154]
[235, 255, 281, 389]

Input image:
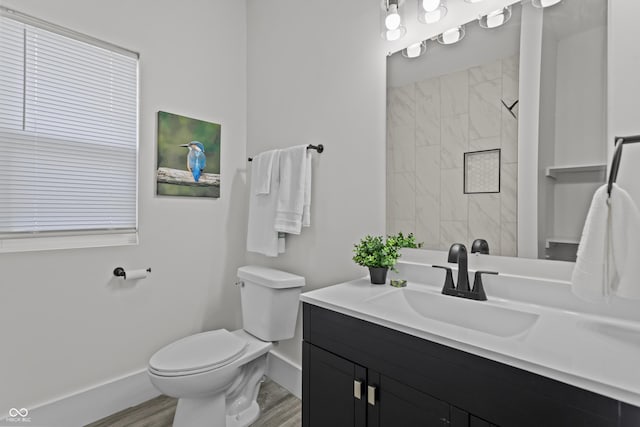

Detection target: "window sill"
[0, 232, 138, 253]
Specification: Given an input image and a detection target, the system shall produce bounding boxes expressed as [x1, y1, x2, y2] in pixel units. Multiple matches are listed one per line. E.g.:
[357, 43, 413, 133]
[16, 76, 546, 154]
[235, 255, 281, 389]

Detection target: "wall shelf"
[545, 163, 606, 179]
[545, 237, 580, 249]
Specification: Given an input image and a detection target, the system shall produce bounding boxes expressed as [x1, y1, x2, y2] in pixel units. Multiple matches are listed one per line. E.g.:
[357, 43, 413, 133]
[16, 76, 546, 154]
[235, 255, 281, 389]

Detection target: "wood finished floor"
[85, 379, 300, 427]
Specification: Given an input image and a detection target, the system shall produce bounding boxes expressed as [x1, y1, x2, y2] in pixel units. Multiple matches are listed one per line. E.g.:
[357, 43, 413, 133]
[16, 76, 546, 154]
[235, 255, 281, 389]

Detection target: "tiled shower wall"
[386, 55, 519, 256]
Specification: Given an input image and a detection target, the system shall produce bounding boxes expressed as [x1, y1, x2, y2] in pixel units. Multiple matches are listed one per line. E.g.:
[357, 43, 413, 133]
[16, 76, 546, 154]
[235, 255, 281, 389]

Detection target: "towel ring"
[607, 135, 640, 197]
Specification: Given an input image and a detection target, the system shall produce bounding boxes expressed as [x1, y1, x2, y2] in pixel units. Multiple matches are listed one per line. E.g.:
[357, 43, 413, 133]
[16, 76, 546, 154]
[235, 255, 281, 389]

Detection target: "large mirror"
[386, 0, 607, 261]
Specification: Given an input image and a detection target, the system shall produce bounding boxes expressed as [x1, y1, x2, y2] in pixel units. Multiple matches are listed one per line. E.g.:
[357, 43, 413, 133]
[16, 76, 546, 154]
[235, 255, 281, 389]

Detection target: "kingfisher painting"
[156, 111, 221, 198]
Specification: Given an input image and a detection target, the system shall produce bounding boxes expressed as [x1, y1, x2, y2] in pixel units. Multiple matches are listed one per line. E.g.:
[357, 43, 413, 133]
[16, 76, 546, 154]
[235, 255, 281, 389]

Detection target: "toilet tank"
[237, 266, 305, 342]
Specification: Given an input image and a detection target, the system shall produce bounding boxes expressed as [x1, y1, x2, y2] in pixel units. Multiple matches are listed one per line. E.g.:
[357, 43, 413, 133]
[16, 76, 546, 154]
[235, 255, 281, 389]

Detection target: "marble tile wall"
[387, 55, 519, 256]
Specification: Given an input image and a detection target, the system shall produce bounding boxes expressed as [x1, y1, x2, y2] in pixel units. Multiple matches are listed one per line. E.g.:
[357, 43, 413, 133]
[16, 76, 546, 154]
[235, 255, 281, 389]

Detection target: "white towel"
[572, 183, 640, 301]
[252, 150, 278, 195]
[302, 152, 312, 227]
[275, 145, 309, 234]
[247, 150, 281, 256]
[610, 184, 640, 300]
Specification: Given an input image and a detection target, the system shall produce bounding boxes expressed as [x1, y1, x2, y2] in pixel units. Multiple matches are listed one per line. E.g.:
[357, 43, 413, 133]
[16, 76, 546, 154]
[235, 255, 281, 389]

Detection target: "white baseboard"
[7, 369, 160, 427]
[2, 355, 298, 427]
[266, 351, 302, 399]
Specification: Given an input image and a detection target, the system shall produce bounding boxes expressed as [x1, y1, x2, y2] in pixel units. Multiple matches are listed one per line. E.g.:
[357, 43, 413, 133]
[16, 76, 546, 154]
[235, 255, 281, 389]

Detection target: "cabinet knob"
[354, 379, 363, 400]
[367, 385, 377, 406]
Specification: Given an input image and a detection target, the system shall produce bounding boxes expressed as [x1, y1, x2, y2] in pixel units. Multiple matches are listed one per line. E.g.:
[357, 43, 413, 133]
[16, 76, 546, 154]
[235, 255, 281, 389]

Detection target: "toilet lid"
[149, 329, 247, 374]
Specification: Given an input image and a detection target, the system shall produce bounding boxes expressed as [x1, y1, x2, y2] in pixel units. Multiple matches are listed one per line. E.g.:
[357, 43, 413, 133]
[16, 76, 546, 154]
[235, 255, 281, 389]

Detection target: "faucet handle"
[432, 265, 455, 293]
[472, 270, 498, 301]
[471, 239, 490, 255]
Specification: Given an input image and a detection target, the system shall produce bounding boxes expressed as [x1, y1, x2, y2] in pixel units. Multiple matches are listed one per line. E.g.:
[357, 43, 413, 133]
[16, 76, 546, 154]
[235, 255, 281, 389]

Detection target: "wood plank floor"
[86, 379, 300, 427]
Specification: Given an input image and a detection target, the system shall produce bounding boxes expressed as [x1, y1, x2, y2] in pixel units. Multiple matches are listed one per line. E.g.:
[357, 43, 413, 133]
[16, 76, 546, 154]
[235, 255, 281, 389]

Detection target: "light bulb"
[465, 0, 483, 3]
[540, 0, 561, 6]
[385, 4, 401, 30]
[436, 25, 465, 44]
[424, 9, 442, 23]
[402, 41, 426, 58]
[442, 27, 461, 44]
[422, 0, 440, 12]
[486, 9, 505, 27]
[386, 29, 402, 41]
[479, 6, 511, 28]
[406, 43, 422, 58]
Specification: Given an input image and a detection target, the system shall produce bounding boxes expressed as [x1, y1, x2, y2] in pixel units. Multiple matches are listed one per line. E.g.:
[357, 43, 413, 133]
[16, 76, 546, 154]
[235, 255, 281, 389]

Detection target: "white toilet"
[148, 266, 305, 427]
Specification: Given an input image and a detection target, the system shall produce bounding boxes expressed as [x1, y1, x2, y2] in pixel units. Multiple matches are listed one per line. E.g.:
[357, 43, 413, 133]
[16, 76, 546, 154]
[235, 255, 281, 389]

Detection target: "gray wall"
[0, 0, 248, 410]
[246, 0, 387, 366]
[608, 0, 640, 204]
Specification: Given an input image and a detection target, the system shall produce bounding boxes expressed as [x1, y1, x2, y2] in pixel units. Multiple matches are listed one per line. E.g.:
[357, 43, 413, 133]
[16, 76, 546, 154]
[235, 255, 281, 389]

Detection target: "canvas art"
[156, 111, 221, 198]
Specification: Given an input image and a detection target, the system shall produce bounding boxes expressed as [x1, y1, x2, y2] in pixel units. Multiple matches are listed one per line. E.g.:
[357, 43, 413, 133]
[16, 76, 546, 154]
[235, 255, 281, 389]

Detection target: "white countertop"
[301, 277, 640, 407]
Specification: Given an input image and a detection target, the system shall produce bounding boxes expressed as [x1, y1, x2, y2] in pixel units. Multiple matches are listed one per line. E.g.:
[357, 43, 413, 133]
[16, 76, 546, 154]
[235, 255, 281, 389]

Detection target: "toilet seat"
[149, 329, 248, 377]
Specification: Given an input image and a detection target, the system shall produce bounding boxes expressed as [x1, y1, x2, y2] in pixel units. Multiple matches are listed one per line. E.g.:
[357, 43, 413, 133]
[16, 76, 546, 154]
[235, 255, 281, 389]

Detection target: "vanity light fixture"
[464, 0, 484, 3]
[531, 0, 562, 8]
[478, 6, 512, 29]
[418, 0, 447, 24]
[402, 41, 427, 58]
[437, 26, 465, 45]
[381, 0, 406, 41]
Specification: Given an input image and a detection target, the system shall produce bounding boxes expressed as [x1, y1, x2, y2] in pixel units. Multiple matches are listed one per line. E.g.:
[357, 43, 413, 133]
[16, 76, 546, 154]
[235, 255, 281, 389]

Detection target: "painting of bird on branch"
[156, 111, 221, 198]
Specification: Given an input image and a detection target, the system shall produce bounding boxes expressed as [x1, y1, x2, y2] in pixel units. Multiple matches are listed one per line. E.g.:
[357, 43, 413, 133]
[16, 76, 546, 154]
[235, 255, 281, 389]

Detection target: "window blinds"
[0, 11, 138, 238]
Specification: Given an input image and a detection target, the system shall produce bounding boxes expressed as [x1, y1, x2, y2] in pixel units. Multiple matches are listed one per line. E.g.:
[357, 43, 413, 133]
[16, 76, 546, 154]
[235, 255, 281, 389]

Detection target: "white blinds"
[0, 12, 138, 237]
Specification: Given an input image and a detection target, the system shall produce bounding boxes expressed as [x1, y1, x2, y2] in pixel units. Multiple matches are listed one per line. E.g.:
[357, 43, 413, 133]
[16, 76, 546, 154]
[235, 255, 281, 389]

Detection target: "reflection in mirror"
[386, 0, 607, 260]
[386, 3, 521, 256]
[537, 0, 607, 261]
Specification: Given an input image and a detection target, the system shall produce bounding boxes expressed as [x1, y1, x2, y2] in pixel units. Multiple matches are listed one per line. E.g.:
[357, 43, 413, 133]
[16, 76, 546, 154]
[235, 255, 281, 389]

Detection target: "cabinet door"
[303, 342, 367, 427]
[369, 372, 450, 427]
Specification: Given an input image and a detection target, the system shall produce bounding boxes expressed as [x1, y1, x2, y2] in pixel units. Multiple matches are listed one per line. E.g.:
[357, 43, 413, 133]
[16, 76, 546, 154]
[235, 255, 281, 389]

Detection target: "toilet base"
[173, 394, 226, 427]
[226, 401, 260, 427]
[171, 386, 262, 427]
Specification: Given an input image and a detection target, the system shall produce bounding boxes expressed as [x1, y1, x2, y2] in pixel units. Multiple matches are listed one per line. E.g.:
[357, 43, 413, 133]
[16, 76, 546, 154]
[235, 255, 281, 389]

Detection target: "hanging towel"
[610, 184, 640, 300]
[275, 145, 310, 234]
[247, 150, 281, 256]
[302, 152, 312, 227]
[571, 183, 640, 301]
[252, 149, 278, 195]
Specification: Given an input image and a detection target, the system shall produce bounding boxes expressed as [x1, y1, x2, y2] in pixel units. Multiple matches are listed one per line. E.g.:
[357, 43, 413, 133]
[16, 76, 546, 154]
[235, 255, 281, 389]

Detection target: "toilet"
[147, 266, 305, 427]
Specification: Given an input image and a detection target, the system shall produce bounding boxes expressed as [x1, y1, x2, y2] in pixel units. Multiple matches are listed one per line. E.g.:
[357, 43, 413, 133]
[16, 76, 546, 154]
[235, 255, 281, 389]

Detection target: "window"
[0, 8, 139, 252]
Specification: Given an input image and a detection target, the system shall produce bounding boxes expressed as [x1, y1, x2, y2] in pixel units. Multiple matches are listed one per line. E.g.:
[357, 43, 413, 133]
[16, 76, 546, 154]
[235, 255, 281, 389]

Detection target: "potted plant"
[353, 232, 421, 284]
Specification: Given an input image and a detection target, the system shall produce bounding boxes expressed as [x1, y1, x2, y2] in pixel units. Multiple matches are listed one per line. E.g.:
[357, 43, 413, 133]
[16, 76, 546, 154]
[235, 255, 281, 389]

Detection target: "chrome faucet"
[432, 243, 498, 301]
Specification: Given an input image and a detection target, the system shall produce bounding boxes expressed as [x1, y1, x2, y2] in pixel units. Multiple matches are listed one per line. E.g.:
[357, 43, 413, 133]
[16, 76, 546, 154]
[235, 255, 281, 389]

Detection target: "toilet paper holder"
[113, 267, 151, 279]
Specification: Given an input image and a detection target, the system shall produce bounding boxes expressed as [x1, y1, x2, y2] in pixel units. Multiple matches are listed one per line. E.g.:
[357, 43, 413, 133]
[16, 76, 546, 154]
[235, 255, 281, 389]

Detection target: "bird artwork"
[156, 111, 220, 198]
[180, 141, 207, 182]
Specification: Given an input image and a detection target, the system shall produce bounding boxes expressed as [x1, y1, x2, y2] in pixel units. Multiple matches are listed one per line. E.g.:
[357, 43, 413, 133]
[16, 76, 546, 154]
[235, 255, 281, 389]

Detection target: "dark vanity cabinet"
[302, 303, 640, 427]
[304, 342, 455, 427]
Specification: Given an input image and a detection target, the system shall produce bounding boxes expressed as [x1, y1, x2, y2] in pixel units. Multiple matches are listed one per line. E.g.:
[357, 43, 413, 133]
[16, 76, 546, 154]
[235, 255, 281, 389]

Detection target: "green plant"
[386, 231, 422, 250]
[352, 232, 423, 271]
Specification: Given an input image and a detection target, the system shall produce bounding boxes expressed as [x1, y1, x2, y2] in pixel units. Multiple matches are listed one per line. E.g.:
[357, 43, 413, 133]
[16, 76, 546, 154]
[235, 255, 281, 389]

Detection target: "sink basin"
[365, 288, 539, 337]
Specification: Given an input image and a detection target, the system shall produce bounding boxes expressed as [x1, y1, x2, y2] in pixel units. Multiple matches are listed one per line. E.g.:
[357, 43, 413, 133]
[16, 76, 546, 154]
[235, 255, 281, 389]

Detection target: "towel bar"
[248, 144, 324, 162]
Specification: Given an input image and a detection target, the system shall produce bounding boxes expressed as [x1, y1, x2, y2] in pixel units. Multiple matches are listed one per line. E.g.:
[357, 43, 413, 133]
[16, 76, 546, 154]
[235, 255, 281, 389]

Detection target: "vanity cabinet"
[304, 341, 458, 427]
[302, 303, 639, 427]
[304, 342, 461, 427]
